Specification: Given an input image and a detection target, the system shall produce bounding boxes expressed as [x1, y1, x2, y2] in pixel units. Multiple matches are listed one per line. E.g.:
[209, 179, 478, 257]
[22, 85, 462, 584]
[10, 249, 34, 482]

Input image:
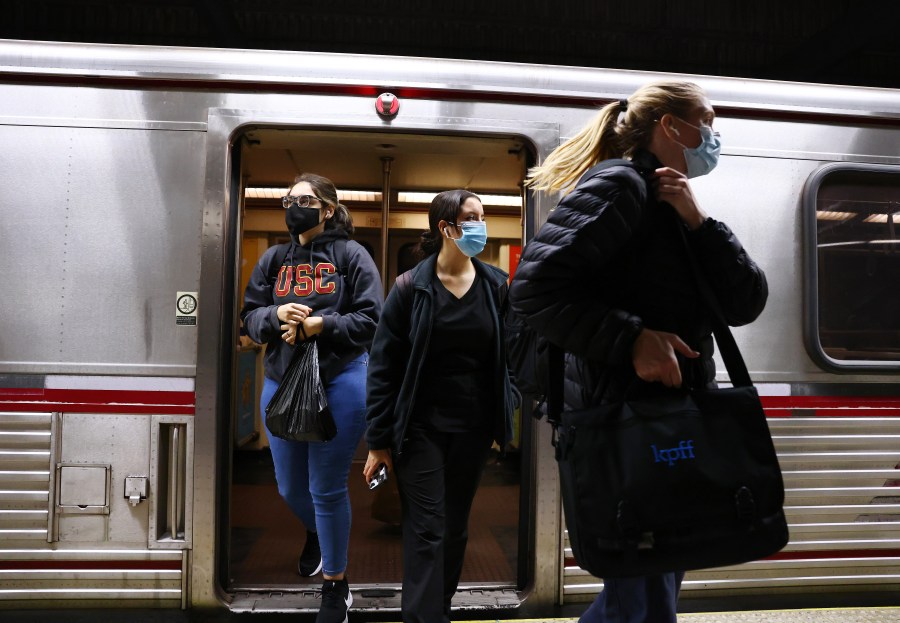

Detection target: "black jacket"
[509, 152, 768, 409]
[365, 253, 518, 454]
[241, 229, 383, 384]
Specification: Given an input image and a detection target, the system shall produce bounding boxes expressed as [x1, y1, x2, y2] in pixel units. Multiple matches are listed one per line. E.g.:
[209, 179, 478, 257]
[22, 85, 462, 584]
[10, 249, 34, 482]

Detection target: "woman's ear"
[659, 113, 679, 139]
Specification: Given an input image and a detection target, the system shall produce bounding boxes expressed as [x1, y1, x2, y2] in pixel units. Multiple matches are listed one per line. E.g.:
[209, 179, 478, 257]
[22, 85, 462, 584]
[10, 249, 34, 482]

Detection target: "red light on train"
[375, 92, 399, 118]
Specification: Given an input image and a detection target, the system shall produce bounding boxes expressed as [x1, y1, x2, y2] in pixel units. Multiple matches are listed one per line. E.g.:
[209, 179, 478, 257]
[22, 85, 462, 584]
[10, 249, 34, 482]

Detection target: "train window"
[806, 165, 900, 369]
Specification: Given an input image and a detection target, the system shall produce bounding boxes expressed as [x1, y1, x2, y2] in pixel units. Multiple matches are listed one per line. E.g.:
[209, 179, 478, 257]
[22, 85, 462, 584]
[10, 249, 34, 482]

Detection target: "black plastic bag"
[265, 338, 337, 442]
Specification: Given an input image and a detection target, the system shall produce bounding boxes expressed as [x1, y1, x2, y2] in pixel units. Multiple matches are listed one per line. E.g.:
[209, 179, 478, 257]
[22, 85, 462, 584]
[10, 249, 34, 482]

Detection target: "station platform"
[455, 610, 900, 623]
[2, 607, 899, 622]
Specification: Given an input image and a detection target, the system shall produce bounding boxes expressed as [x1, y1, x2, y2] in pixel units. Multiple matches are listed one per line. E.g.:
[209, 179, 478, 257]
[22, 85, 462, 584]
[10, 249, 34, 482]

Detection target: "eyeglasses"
[282, 195, 322, 209]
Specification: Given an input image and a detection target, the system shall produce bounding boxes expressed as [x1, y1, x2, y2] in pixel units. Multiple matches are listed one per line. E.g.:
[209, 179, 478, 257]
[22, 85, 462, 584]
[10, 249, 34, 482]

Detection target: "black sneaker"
[298, 530, 323, 577]
[316, 578, 352, 623]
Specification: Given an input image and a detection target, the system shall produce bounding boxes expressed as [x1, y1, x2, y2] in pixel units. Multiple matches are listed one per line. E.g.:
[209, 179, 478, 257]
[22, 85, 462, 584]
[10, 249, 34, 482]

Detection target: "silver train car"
[1, 39, 898, 615]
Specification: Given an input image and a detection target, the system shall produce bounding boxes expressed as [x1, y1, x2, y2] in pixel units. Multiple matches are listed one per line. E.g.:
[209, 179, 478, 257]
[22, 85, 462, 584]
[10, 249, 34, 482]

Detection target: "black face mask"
[285, 205, 322, 238]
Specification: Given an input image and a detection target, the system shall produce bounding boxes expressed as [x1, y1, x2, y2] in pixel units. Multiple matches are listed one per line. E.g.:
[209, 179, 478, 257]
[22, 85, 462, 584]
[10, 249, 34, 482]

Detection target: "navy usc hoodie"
[240, 229, 383, 384]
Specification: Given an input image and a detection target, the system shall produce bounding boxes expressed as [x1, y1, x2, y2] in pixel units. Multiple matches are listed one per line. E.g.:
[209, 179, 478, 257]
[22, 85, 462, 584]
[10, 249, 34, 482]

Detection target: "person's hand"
[277, 303, 312, 326]
[280, 323, 297, 345]
[653, 167, 707, 230]
[632, 328, 699, 388]
[278, 303, 312, 344]
[298, 316, 325, 340]
[364, 449, 393, 483]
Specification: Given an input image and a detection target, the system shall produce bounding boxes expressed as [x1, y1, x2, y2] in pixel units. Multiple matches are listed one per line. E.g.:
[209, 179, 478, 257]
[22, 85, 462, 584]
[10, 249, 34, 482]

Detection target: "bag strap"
[676, 224, 753, 388]
[546, 343, 565, 426]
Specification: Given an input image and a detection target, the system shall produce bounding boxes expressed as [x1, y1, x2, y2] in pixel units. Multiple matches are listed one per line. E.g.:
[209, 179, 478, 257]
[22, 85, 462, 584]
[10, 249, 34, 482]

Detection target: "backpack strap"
[333, 238, 349, 278]
[394, 270, 415, 312]
[268, 243, 292, 287]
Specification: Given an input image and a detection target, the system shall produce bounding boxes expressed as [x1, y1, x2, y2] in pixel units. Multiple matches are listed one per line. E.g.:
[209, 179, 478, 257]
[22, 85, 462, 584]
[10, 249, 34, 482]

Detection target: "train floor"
[229, 446, 520, 588]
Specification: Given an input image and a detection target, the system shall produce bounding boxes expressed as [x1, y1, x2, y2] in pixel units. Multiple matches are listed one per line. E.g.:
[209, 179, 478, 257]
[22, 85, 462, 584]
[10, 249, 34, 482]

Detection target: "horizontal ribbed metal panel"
[562, 416, 900, 602]
[0, 412, 51, 541]
[0, 412, 183, 607]
[0, 549, 184, 606]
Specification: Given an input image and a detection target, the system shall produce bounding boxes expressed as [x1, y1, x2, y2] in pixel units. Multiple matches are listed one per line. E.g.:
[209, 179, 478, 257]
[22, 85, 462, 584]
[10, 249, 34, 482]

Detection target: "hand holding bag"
[265, 327, 338, 442]
[554, 225, 789, 578]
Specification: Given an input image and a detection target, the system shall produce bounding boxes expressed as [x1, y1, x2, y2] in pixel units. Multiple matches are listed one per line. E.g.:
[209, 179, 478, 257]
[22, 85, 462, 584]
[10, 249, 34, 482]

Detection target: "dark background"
[1, 0, 898, 89]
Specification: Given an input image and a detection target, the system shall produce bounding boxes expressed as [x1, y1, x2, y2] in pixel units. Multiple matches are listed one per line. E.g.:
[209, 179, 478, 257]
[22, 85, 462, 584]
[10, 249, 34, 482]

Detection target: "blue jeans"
[261, 352, 368, 576]
[579, 572, 685, 623]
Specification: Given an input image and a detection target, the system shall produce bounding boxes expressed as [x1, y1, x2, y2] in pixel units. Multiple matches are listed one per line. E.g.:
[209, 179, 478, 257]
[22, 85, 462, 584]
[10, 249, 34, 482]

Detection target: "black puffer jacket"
[509, 152, 768, 409]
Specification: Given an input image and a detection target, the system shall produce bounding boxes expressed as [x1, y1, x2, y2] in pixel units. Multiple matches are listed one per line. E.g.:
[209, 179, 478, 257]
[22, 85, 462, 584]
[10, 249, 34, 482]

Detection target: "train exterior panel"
[1, 39, 898, 614]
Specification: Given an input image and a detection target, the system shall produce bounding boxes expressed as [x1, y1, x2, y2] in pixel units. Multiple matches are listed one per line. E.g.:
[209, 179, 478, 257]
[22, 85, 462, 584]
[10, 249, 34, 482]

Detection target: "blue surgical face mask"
[673, 119, 721, 178]
[448, 220, 487, 257]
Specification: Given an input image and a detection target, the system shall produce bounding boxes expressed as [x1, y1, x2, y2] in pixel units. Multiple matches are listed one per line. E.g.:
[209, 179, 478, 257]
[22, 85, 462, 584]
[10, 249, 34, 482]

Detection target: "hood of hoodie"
[289, 225, 349, 247]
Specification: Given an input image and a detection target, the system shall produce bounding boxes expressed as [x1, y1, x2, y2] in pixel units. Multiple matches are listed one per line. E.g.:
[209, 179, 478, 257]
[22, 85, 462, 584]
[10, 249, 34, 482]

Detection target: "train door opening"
[227, 128, 532, 608]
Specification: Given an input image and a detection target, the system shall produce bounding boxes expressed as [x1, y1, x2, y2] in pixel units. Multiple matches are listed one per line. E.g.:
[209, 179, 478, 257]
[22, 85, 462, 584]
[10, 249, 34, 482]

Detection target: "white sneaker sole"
[299, 556, 323, 577]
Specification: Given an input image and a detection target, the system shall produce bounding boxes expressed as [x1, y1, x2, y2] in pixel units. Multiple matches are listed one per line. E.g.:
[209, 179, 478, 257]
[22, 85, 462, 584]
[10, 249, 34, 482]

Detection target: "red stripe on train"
[0, 560, 182, 570]
[760, 396, 900, 417]
[564, 549, 900, 568]
[767, 549, 900, 561]
[0, 388, 195, 415]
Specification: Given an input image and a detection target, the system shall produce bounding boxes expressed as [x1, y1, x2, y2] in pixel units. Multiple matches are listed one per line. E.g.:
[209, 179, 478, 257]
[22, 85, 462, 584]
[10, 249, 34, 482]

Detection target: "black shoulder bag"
[553, 219, 789, 578]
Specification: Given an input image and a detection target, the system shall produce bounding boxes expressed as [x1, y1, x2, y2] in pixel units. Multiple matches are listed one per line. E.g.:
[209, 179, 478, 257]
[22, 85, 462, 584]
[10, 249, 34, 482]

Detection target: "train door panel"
[200, 115, 558, 613]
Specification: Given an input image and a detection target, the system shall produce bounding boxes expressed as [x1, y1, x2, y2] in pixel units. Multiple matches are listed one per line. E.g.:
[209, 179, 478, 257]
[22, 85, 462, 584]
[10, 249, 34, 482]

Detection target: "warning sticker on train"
[176, 291, 198, 326]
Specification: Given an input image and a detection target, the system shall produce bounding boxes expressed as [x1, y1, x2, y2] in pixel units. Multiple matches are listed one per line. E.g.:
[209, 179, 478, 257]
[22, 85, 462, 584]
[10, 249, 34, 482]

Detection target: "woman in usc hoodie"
[241, 173, 382, 621]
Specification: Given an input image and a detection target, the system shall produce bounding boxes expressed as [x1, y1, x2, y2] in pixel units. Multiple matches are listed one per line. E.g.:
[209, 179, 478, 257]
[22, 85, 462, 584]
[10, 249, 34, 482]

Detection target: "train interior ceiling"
[230, 129, 529, 592]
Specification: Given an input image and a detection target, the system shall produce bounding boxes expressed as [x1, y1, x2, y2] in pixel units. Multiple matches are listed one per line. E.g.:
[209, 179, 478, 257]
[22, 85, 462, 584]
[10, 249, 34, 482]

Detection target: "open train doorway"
[227, 127, 532, 610]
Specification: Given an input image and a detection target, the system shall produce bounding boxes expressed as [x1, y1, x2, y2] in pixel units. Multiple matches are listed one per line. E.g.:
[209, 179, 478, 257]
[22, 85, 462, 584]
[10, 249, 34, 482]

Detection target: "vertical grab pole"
[380, 156, 393, 295]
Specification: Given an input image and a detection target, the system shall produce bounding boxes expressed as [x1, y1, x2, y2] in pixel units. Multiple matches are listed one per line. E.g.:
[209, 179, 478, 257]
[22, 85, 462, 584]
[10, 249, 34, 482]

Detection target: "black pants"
[394, 424, 494, 623]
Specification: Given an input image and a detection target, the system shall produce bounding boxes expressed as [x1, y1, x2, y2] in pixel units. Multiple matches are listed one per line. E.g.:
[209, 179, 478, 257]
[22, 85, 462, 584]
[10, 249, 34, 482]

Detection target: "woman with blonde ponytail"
[509, 82, 769, 622]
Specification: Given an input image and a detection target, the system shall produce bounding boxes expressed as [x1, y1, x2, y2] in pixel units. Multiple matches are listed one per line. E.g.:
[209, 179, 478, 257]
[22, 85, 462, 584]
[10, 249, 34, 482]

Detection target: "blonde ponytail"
[526, 101, 622, 193]
[526, 81, 708, 194]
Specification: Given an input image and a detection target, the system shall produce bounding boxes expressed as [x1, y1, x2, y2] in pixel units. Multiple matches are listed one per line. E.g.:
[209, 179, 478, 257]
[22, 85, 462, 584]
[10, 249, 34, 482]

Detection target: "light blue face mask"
[674, 119, 722, 178]
[449, 220, 487, 257]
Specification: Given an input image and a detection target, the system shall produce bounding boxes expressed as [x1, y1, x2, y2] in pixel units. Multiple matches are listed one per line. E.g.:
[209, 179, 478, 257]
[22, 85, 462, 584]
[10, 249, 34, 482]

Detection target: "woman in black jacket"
[509, 82, 768, 623]
[363, 189, 517, 623]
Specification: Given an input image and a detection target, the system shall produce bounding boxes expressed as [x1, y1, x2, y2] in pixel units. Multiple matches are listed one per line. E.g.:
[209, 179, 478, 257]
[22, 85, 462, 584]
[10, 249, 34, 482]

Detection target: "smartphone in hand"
[368, 464, 388, 490]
